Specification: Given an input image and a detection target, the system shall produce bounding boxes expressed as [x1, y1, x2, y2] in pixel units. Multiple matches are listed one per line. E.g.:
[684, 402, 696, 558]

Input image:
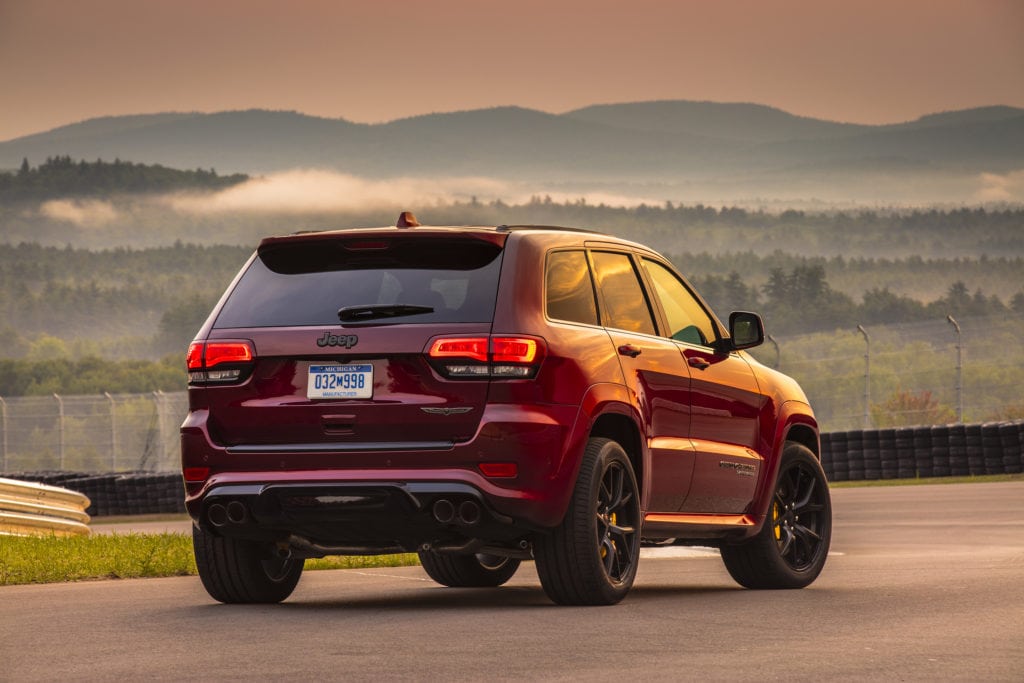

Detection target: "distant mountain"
[1, 102, 1021, 196]
[563, 100, 867, 143]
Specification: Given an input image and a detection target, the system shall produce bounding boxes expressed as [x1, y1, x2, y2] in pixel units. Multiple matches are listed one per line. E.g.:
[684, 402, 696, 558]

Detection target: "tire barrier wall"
[821, 420, 1024, 482]
[0, 471, 186, 518]
[0, 477, 92, 536]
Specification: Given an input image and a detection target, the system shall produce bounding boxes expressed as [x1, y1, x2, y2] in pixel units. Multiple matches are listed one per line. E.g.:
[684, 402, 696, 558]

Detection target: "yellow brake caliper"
[600, 512, 617, 558]
[773, 502, 782, 540]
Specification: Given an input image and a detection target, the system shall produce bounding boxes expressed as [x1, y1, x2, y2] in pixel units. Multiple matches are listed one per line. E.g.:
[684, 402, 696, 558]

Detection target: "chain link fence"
[0, 391, 186, 474]
[1, 312, 1022, 474]
[754, 313, 1024, 433]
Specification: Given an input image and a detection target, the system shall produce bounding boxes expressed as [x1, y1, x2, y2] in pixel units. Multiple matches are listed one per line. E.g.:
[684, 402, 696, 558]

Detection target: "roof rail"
[495, 224, 607, 235]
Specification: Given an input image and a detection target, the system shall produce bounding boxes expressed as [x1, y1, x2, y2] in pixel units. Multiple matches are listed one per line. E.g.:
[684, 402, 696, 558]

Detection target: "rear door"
[202, 233, 504, 449]
[588, 250, 696, 513]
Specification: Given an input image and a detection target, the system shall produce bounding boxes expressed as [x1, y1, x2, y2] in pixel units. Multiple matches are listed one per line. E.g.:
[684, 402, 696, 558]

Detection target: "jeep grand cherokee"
[181, 214, 831, 605]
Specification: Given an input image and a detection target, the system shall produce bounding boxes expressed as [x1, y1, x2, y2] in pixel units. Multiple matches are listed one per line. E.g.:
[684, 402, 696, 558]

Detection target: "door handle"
[688, 356, 710, 370]
[617, 344, 642, 358]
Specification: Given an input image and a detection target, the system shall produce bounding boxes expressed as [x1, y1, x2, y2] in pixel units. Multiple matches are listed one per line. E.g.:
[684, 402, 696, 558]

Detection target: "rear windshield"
[214, 237, 504, 328]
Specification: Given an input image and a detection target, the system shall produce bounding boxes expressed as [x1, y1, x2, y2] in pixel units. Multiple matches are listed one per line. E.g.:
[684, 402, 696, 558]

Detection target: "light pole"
[946, 315, 963, 423]
[767, 334, 780, 369]
[856, 325, 870, 429]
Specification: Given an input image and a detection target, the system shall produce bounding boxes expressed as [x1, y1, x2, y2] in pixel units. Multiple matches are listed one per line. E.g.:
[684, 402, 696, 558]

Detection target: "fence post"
[946, 315, 963, 423]
[53, 393, 65, 469]
[857, 325, 871, 429]
[105, 392, 116, 471]
[152, 391, 166, 471]
[0, 396, 7, 472]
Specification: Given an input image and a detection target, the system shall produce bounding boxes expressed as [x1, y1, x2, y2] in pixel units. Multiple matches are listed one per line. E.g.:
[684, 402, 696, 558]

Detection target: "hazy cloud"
[974, 171, 1024, 202]
[162, 169, 673, 215]
[166, 170, 514, 214]
[39, 199, 120, 226]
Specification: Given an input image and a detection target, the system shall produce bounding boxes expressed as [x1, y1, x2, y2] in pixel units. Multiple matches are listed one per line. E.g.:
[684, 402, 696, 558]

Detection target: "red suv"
[182, 215, 830, 605]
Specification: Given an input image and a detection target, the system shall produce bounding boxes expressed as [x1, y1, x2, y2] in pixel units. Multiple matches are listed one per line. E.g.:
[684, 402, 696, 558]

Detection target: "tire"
[193, 525, 304, 604]
[720, 442, 831, 589]
[418, 551, 521, 587]
[534, 437, 641, 605]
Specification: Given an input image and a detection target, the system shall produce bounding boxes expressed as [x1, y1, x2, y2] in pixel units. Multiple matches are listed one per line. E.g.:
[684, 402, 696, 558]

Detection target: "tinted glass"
[546, 250, 599, 326]
[643, 258, 716, 346]
[214, 238, 503, 328]
[590, 251, 656, 336]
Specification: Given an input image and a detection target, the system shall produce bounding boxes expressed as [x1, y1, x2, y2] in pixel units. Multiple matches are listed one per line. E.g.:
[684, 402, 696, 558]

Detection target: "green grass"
[4, 474, 1021, 586]
[0, 532, 419, 587]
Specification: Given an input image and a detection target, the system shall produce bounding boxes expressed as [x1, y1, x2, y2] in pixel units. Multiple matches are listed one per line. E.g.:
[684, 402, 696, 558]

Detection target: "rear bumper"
[194, 479, 531, 554]
[181, 402, 585, 538]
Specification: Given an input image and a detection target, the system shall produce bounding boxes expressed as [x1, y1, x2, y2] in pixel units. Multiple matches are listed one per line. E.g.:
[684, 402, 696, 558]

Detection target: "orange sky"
[1, 0, 1022, 142]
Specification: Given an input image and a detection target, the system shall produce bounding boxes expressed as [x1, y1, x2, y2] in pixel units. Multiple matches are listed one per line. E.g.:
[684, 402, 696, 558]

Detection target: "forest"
[0, 156, 247, 200]
[0, 157, 1021, 430]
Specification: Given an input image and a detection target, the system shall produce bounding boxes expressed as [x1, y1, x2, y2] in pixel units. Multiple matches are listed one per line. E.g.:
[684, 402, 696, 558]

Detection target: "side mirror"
[729, 311, 764, 350]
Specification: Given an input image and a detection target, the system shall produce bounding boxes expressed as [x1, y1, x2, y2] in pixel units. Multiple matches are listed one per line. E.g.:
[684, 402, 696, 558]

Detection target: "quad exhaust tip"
[432, 498, 481, 526]
[207, 500, 250, 527]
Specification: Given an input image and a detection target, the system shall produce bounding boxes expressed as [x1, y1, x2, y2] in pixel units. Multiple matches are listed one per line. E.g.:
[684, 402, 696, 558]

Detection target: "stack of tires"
[930, 424, 951, 477]
[878, 428, 898, 480]
[818, 419, 1024, 483]
[1002, 423, 1023, 475]
[948, 424, 970, 476]
[862, 429, 882, 481]
[846, 430, 865, 481]
[819, 432, 835, 480]
[825, 431, 849, 482]
[913, 427, 933, 478]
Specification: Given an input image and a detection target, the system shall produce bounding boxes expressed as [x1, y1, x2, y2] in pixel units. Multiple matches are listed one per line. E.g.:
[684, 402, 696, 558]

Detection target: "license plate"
[307, 364, 373, 399]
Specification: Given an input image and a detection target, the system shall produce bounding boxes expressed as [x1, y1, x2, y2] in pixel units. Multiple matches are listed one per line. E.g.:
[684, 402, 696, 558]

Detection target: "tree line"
[0, 156, 248, 201]
[696, 264, 1022, 335]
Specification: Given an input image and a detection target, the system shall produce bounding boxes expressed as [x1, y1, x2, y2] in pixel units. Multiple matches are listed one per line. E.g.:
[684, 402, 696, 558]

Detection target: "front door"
[639, 258, 764, 514]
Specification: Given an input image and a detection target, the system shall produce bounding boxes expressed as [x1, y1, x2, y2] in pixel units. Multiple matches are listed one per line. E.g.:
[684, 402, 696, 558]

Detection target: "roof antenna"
[396, 211, 420, 228]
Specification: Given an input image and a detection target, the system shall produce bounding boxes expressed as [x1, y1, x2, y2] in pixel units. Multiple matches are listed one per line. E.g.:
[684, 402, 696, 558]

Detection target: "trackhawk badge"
[421, 407, 474, 416]
[719, 460, 757, 477]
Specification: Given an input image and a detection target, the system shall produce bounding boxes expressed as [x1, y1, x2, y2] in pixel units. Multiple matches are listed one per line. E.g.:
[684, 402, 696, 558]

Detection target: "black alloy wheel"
[534, 437, 641, 605]
[720, 442, 832, 589]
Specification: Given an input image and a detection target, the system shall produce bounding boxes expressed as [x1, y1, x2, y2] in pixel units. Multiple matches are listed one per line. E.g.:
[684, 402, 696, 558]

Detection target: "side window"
[545, 250, 599, 325]
[642, 259, 717, 347]
[590, 252, 657, 336]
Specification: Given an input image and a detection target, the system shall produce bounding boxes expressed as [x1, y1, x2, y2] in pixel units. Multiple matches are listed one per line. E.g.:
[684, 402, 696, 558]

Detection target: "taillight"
[428, 338, 490, 363]
[427, 335, 545, 379]
[187, 340, 255, 385]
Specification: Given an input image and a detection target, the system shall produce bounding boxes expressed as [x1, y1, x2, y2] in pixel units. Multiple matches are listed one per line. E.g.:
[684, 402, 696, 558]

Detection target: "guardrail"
[0, 477, 92, 536]
[0, 471, 186, 518]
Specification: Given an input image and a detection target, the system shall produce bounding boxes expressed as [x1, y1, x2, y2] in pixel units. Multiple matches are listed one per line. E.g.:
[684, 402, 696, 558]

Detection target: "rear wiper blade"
[338, 304, 434, 322]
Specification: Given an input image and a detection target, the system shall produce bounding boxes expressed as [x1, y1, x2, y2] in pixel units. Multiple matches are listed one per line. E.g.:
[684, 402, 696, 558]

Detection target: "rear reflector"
[479, 462, 518, 478]
[183, 467, 210, 482]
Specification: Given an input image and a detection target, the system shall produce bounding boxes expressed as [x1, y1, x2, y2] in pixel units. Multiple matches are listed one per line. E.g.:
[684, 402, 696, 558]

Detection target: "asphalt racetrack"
[2, 482, 1022, 681]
